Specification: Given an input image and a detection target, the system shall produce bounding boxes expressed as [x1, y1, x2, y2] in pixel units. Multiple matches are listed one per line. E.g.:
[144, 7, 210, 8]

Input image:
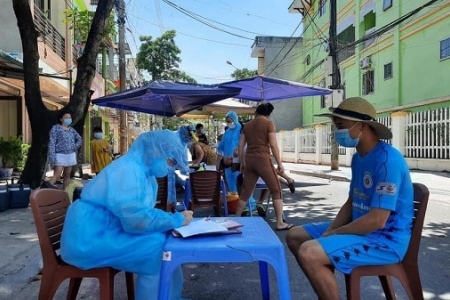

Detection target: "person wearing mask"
[285, 97, 413, 300]
[166, 124, 197, 206]
[217, 111, 241, 194]
[60, 129, 194, 300]
[235, 103, 291, 230]
[195, 123, 208, 145]
[47, 110, 82, 190]
[90, 126, 112, 175]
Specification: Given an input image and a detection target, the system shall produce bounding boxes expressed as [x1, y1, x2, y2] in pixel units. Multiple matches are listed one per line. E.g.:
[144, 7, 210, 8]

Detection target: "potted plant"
[0, 136, 29, 177]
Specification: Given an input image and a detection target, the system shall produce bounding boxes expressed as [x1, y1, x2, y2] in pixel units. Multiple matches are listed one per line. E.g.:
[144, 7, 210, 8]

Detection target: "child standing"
[90, 126, 112, 174]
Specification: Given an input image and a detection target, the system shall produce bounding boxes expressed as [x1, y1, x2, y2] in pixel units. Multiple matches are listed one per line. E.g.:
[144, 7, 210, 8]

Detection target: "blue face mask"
[94, 132, 103, 139]
[334, 122, 360, 148]
[63, 118, 72, 126]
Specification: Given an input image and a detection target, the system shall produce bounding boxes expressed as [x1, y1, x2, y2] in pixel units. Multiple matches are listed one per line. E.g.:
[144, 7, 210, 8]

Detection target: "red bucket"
[226, 194, 239, 214]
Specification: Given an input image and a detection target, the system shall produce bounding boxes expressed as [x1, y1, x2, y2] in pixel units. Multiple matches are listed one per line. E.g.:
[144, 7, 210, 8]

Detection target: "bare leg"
[286, 226, 312, 259]
[278, 171, 295, 193]
[286, 227, 339, 300]
[62, 166, 72, 190]
[48, 166, 64, 185]
[298, 240, 339, 300]
[235, 199, 247, 217]
[272, 198, 288, 229]
[258, 189, 270, 203]
[278, 176, 288, 186]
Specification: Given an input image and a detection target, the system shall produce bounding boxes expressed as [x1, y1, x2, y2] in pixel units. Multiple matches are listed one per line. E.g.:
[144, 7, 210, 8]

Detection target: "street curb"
[289, 170, 351, 182]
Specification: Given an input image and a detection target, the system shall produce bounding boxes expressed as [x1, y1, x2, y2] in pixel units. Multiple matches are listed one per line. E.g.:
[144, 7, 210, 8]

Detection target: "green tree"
[231, 68, 258, 80]
[162, 117, 185, 131]
[63, 7, 117, 47]
[136, 30, 196, 83]
[13, 0, 115, 188]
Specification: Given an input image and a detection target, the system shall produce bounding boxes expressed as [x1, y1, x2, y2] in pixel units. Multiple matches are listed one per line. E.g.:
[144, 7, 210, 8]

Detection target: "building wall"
[293, 0, 450, 127]
[0, 0, 24, 52]
[252, 36, 304, 131]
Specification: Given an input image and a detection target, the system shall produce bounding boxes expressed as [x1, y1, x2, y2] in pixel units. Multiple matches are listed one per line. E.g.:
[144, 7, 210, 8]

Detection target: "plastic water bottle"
[198, 162, 205, 171]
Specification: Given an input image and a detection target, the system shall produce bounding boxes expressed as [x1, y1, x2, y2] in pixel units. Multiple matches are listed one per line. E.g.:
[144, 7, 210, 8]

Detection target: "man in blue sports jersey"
[286, 97, 413, 300]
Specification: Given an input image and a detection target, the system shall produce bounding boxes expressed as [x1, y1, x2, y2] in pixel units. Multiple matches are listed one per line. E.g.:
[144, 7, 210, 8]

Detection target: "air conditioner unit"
[360, 56, 372, 69]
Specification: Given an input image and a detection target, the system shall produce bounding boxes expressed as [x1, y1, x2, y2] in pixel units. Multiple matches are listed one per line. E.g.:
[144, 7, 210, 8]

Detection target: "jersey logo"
[375, 182, 397, 195]
[363, 172, 373, 189]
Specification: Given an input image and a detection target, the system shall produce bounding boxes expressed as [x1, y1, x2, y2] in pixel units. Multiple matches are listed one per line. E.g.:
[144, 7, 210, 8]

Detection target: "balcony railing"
[34, 6, 66, 61]
[337, 48, 355, 63]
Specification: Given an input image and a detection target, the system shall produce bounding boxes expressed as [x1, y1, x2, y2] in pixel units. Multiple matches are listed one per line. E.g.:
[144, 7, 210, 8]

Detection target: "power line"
[261, 21, 303, 75]
[154, 0, 165, 35]
[190, 0, 297, 28]
[338, 0, 442, 52]
[161, 0, 254, 40]
[268, 41, 324, 71]
[127, 12, 250, 47]
[162, 0, 268, 37]
[264, 0, 328, 76]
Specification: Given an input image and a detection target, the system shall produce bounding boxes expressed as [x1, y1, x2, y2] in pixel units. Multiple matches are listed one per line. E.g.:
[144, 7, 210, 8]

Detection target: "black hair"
[255, 103, 274, 116]
[93, 126, 103, 133]
[57, 109, 71, 124]
[195, 123, 204, 129]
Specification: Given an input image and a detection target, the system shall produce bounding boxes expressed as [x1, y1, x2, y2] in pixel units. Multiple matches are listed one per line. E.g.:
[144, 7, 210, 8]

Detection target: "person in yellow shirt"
[90, 126, 112, 174]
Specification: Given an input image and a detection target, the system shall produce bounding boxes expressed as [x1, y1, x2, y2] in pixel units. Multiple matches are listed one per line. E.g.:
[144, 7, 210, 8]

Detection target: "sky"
[125, 0, 303, 84]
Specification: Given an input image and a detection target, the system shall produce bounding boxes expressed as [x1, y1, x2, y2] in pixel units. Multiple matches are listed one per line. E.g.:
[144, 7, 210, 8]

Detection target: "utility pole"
[329, 0, 340, 170]
[117, 0, 128, 154]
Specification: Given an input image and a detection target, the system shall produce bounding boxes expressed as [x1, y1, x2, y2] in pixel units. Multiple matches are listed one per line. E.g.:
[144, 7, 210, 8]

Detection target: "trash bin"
[0, 186, 9, 212]
[8, 183, 31, 208]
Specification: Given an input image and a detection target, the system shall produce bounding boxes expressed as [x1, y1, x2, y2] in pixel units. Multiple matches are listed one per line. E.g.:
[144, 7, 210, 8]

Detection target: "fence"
[405, 108, 450, 159]
[277, 107, 450, 172]
[320, 123, 346, 155]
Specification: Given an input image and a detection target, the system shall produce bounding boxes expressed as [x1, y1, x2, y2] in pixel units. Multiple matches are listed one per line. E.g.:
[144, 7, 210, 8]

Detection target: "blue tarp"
[92, 80, 241, 117]
[218, 75, 333, 102]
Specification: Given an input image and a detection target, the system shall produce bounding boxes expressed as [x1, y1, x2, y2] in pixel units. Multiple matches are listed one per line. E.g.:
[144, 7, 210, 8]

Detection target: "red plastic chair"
[344, 183, 429, 300]
[189, 170, 222, 216]
[30, 189, 135, 300]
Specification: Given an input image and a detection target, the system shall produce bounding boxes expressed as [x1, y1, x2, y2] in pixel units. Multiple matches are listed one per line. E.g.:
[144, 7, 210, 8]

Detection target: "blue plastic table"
[158, 217, 291, 300]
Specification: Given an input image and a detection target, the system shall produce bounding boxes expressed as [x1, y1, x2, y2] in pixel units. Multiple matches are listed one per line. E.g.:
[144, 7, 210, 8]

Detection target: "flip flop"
[288, 180, 295, 193]
[276, 224, 294, 231]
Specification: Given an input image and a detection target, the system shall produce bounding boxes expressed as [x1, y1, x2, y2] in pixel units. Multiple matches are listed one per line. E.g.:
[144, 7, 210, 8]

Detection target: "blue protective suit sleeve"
[101, 162, 184, 234]
[167, 168, 177, 203]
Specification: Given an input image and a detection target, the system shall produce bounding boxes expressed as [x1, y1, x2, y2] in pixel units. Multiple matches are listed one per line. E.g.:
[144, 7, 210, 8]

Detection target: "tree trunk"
[12, 0, 115, 188]
[71, 91, 94, 178]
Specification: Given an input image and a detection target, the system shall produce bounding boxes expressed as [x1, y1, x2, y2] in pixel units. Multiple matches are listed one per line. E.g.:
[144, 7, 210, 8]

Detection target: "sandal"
[288, 179, 295, 194]
[276, 224, 294, 231]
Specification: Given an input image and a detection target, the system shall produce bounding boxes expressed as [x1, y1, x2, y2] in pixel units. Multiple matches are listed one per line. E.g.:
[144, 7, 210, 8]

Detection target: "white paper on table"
[172, 218, 229, 238]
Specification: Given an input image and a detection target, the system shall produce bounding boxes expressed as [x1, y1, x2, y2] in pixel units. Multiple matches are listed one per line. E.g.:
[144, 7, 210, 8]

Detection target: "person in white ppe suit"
[60, 129, 194, 299]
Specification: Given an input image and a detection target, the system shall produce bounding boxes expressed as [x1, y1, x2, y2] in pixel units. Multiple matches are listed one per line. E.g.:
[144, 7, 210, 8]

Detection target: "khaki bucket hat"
[316, 97, 392, 139]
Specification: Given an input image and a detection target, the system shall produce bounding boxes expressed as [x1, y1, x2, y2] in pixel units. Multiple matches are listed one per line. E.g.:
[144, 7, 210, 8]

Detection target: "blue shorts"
[304, 222, 402, 274]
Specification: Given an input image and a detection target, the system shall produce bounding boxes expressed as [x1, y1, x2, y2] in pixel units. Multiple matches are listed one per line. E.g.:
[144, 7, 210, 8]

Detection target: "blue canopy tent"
[92, 80, 242, 117]
[218, 76, 332, 102]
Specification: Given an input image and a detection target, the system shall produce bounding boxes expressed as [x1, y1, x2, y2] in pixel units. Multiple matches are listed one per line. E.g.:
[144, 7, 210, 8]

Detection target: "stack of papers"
[172, 218, 243, 238]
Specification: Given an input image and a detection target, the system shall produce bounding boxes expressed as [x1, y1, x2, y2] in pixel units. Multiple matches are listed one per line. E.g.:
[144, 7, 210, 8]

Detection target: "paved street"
[0, 164, 449, 299]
